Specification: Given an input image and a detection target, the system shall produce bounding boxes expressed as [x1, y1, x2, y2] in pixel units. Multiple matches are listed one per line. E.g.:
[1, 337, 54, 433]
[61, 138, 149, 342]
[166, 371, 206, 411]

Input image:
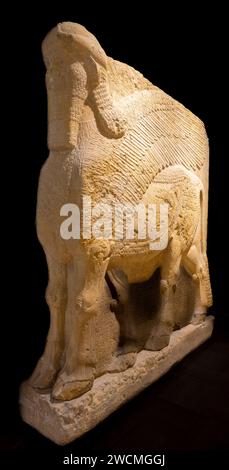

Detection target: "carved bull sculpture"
[29, 22, 212, 401]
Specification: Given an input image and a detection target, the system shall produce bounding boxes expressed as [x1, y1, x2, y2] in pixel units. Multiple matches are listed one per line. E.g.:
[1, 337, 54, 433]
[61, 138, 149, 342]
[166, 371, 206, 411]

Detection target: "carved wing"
[82, 88, 208, 206]
[107, 89, 209, 203]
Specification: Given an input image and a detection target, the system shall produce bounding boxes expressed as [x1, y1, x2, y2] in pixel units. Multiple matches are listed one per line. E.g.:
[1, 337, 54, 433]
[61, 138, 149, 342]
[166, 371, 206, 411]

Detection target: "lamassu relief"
[20, 22, 213, 444]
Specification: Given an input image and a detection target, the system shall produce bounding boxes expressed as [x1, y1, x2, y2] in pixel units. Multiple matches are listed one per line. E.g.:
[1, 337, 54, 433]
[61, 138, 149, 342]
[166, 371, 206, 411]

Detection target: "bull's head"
[42, 22, 126, 150]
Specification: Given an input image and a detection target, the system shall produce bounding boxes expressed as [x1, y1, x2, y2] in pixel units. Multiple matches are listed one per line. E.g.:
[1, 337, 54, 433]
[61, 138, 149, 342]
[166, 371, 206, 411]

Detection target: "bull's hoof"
[144, 334, 170, 351]
[28, 357, 58, 390]
[52, 374, 93, 401]
[117, 340, 140, 354]
[191, 312, 206, 325]
[107, 352, 137, 373]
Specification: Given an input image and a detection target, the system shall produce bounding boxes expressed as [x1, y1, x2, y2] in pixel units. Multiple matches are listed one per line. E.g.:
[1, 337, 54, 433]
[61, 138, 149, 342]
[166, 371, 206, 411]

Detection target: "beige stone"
[20, 21, 213, 442]
[20, 316, 214, 445]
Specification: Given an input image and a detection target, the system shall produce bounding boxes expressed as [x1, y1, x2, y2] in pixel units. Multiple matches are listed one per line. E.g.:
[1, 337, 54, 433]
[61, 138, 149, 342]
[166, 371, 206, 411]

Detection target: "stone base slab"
[20, 316, 214, 445]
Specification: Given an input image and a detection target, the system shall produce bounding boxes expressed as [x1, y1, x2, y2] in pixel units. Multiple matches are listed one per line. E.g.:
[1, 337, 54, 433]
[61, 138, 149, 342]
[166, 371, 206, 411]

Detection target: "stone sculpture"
[20, 22, 213, 444]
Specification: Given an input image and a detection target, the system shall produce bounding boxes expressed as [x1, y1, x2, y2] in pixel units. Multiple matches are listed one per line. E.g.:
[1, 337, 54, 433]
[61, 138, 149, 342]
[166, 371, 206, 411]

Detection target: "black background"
[1, 2, 228, 468]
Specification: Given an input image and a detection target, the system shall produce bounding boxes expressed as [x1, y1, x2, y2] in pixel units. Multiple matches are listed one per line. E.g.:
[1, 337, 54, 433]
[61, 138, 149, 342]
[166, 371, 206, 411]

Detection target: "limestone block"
[20, 317, 214, 445]
[20, 22, 213, 443]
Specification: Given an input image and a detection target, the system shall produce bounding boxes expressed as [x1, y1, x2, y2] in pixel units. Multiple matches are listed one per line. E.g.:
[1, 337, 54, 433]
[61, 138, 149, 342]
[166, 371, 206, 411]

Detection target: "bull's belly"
[108, 240, 162, 283]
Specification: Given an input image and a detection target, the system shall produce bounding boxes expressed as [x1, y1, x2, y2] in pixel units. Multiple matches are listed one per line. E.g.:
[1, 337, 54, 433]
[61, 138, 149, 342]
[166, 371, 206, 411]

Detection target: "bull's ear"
[85, 57, 127, 139]
[84, 56, 103, 88]
[57, 23, 107, 69]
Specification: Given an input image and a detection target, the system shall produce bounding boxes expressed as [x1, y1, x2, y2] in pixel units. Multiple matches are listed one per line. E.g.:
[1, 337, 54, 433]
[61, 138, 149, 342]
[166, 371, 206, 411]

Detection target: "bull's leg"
[107, 270, 137, 352]
[29, 254, 67, 389]
[52, 240, 111, 401]
[145, 238, 182, 351]
[183, 243, 212, 324]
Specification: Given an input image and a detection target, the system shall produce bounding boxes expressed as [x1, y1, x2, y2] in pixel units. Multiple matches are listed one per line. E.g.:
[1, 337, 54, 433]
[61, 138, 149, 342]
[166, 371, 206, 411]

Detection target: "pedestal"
[20, 316, 214, 445]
